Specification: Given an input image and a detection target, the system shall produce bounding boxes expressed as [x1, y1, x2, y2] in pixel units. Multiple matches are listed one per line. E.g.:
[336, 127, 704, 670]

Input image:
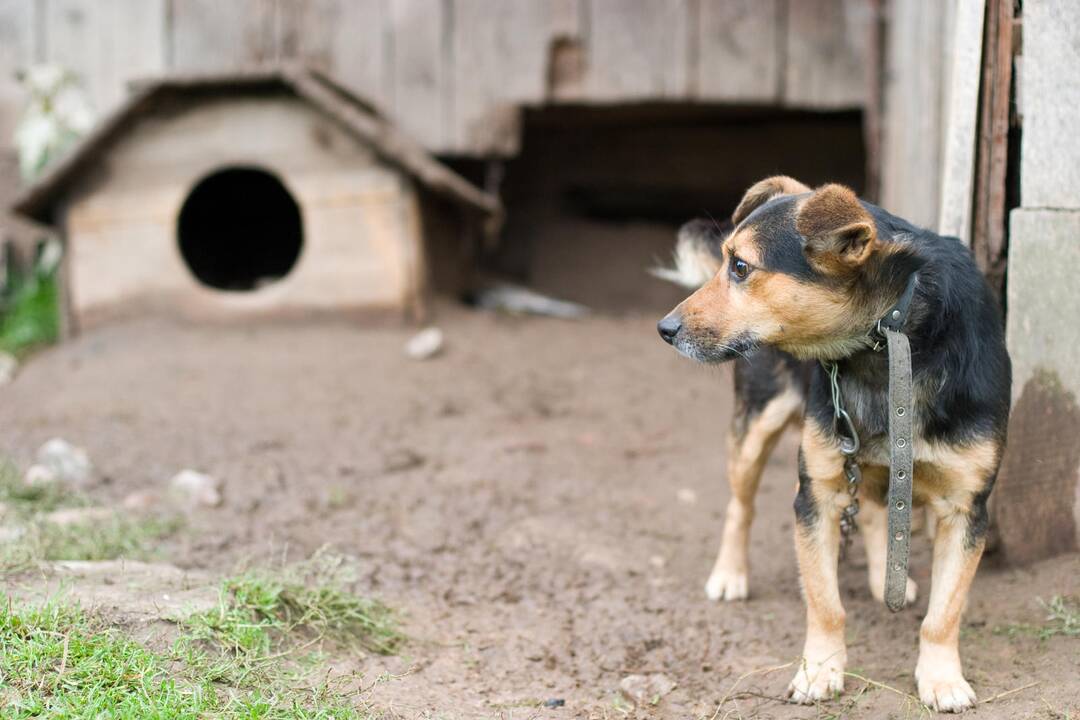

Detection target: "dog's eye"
[730, 256, 752, 281]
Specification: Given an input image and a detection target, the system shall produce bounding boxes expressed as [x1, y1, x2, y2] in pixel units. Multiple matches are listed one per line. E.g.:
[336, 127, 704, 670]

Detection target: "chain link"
[822, 360, 861, 558]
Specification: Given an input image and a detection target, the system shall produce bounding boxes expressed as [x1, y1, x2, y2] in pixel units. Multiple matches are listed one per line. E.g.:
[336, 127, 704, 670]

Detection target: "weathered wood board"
[583, 0, 691, 101]
[170, 0, 278, 71]
[278, 0, 389, 103]
[0, 0, 876, 157]
[784, 0, 870, 108]
[0, 0, 35, 150]
[387, 0, 447, 150]
[44, 0, 167, 111]
[452, 0, 583, 153]
[879, 0, 950, 230]
[937, 0, 985, 243]
[696, 0, 781, 103]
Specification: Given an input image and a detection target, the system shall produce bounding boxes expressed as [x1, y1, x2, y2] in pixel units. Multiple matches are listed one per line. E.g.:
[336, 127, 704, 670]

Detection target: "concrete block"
[1019, 0, 1080, 209]
[996, 208, 1080, 563]
[1006, 209, 1080, 398]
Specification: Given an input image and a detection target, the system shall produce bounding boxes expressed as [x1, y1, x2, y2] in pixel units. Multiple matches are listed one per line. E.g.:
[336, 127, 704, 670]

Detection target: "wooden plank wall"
[0, 0, 36, 149]
[878, 0, 954, 231]
[0, 0, 874, 161]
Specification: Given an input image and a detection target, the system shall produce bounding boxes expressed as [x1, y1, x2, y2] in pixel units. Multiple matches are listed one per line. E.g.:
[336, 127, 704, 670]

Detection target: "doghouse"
[12, 66, 499, 329]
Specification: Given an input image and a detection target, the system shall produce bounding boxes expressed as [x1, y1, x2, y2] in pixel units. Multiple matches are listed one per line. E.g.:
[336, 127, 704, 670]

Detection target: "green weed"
[994, 595, 1080, 641]
[0, 600, 365, 718]
[0, 463, 179, 573]
[0, 261, 59, 356]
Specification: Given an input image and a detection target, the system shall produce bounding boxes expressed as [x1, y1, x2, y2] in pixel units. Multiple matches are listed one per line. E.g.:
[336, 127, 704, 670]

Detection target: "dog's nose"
[657, 315, 682, 344]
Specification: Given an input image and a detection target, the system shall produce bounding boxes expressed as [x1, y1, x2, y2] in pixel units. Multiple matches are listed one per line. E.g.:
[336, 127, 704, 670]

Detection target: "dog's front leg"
[786, 425, 848, 704]
[915, 489, 989, 712]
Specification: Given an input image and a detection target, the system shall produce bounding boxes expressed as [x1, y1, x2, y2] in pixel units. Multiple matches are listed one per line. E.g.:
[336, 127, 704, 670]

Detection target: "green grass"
[1039, 595, 1080, 638]
[0, 265, 60, 356]
[177, 552, 403, 690]
[0, 601, 366, 718]
[0, 551, 403, 717]
[0, 463, 179, 573]
[0, 462, 75, 518]
[994, 595, 1080, 641]
[1, 514, 180, 571]
[1, 456, 397, 716]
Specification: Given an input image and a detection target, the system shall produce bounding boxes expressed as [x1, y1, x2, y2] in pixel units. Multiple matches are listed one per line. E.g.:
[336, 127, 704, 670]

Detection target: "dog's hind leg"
[858, 493, 918, 606]
[705, 383, 801, 601]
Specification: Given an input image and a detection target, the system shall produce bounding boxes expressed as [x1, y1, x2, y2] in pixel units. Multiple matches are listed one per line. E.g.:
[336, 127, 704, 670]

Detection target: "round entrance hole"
[178, 167, 303, 291]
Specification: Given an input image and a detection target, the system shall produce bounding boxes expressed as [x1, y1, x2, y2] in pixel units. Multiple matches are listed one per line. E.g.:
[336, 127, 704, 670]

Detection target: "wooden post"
[970, 0, 1015, 302]
[937, 0, 986, 244]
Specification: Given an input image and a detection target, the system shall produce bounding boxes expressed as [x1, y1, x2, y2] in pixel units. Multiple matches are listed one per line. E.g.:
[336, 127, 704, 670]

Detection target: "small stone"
[619, 673, 677, 706]
[122, 490, 161, 511]
[0, 352, 17, 386]
[404, 327, 444, 360]
[44, 507, 115, 527]
[676, 488, 697, 504]
[36, 438, 94, 488]
[649, 554, 666, 569]
[169, 469, 222, 507]
[23, 463, 59, 488]
[542, 698, 565, 708]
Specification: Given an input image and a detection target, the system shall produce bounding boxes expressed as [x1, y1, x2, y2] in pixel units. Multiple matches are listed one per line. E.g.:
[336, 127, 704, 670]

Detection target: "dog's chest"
[840, 372, 931, 467]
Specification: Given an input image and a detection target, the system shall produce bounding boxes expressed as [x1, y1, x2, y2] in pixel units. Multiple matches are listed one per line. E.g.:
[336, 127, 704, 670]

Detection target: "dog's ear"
[732, 176, 811, 225]
[796, 184, 877, 270]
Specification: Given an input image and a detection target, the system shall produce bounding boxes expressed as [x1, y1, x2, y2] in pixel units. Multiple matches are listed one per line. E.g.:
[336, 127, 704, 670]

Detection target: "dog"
[656, 177, 1011, 712]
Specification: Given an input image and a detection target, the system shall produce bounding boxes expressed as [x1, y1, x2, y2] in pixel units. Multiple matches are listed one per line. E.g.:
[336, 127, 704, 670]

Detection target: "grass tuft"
[2, 514, 180, 570]
[0, 600, 365, 718]
[0, 261, 60, 356]
[1039, 595, 1080, 639]
[0, 462, 179, 573]
[994, 595, 1080, 641]
[180, 550, 403, 678]
[0, 461, 76, 517]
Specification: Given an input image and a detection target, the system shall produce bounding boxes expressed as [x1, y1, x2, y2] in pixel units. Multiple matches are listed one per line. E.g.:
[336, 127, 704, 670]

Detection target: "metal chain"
[822, 361, 861, 558]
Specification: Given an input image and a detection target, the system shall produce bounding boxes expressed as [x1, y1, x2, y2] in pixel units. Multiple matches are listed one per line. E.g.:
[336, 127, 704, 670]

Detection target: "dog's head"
[658, 176, 896, 361]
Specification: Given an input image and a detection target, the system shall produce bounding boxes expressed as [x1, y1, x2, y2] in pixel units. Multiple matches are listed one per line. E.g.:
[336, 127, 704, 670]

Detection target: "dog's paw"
[704, 569, 748, 601]
[916, 650, 976, 713]
[917, 673, 976, 713]
[870, 576, 918, 606]
[785, 658, 845, 704]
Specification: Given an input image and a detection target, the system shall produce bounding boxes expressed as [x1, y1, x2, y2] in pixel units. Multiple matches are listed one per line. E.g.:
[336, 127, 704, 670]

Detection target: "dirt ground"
[0, 306, 1077, 719]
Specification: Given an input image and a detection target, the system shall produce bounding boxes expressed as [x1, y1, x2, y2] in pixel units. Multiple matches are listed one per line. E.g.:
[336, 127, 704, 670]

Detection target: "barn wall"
[878, 0, 954, 231]
[0, 0, 873, 162]
[61, 96, 422, 324]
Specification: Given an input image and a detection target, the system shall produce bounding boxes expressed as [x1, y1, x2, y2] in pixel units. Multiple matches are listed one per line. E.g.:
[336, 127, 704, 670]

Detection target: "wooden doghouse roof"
[13, 65, 501, 225]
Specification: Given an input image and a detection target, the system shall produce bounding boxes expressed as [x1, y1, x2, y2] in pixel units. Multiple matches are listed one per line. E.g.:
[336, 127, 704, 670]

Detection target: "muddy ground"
[1, 306, 1077, 719]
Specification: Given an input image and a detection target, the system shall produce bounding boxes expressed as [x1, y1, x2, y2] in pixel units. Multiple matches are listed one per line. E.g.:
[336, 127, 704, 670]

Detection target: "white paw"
[704, 569, 748, 601]
[785, 658, 845, 704]
[917, 673, 976, 713]
[870, 576, 918, 606]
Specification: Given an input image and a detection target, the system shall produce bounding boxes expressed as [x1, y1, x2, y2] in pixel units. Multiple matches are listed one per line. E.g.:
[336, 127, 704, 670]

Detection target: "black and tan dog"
[656, 177, 1010, 712]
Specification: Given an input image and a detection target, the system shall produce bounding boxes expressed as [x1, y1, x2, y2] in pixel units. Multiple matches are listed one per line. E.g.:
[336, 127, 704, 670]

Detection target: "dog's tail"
[650, 218, 730, 289]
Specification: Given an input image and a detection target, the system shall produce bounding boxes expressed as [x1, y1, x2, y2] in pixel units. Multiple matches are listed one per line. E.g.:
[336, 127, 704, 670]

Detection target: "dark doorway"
[178, 167, 303, 291]
[484, 104, 867, 313]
